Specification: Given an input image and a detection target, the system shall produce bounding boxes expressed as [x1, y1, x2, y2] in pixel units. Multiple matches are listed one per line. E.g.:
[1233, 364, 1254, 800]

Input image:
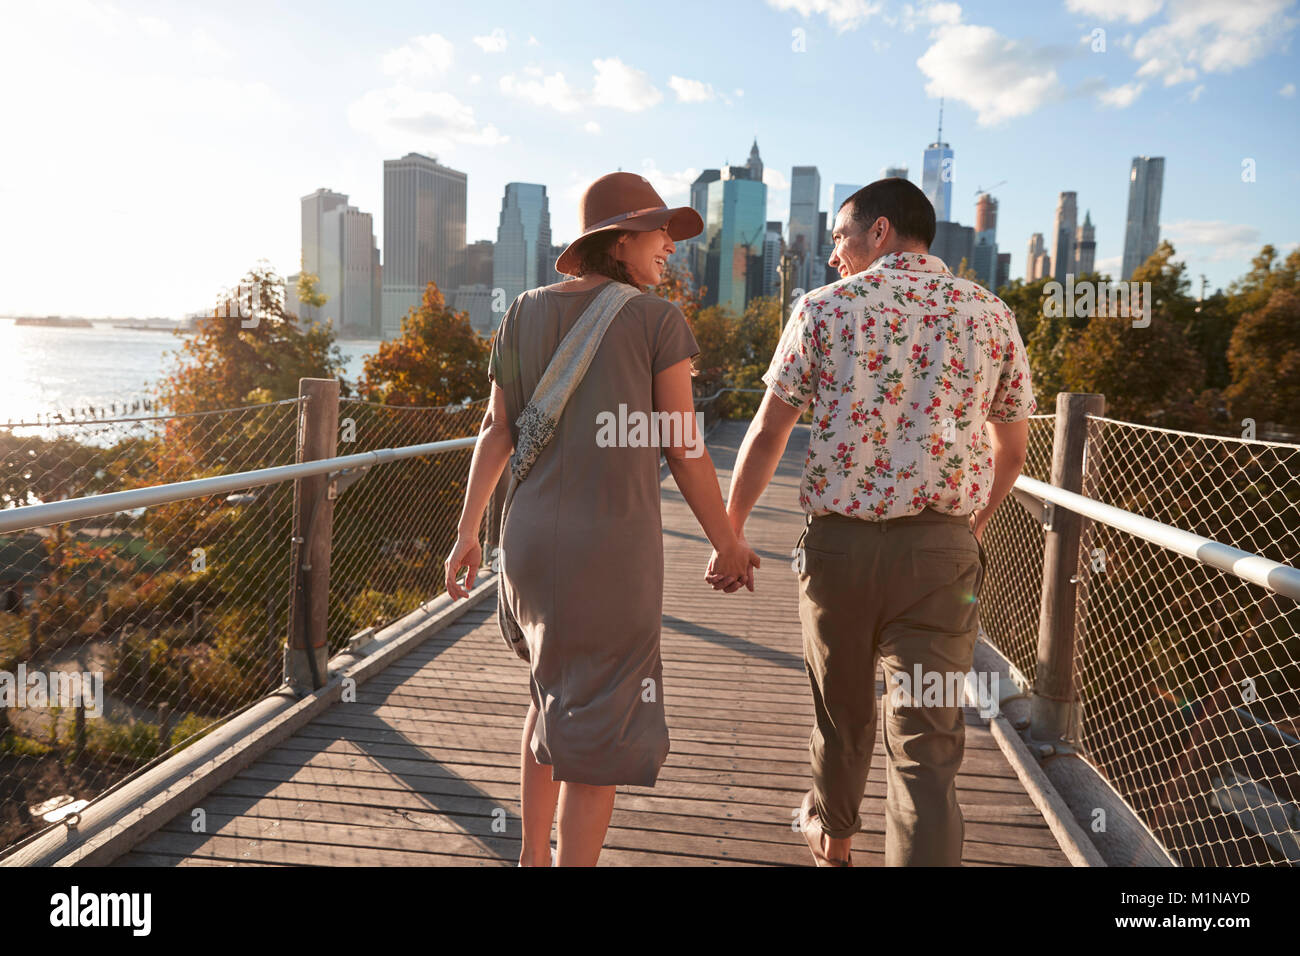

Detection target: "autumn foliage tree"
[158, 261, 344, 416]
[358, 282, 489, 407]
[1225, 285, 1300, 432]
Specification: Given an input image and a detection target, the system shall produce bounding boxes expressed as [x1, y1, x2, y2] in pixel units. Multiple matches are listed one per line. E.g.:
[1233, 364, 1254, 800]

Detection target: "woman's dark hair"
[843, 178, 937, 247]
[572, 229, 640, 287]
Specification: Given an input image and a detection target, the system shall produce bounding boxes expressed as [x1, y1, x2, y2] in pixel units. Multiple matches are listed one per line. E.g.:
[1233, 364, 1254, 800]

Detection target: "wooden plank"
[111, 420, 1073, 868]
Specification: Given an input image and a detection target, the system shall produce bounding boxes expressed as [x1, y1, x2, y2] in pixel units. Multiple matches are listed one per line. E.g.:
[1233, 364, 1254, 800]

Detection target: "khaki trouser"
[796, 508, 987, 866]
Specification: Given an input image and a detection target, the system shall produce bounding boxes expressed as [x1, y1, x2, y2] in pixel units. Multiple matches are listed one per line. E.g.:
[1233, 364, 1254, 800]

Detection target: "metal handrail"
[0, 436, 478, 535]
[1015, 474, 1300, 602]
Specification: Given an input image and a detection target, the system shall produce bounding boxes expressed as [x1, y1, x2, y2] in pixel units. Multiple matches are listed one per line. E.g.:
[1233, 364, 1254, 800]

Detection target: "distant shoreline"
[13, 316, 94, 328]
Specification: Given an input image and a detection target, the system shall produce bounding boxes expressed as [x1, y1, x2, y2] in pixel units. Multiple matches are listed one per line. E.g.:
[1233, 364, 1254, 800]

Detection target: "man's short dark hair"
[840, 178, 936, 248]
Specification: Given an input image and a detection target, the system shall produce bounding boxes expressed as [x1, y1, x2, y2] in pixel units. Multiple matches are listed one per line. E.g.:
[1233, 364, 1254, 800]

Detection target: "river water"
[2, 319, 383, 425]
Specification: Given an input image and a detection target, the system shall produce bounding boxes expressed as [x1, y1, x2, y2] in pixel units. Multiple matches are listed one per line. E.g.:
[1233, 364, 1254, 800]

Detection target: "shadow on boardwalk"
[113, 421, 1072, 867]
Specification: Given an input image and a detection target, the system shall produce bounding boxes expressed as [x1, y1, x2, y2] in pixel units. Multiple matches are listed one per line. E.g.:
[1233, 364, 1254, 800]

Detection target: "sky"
[1, 0, 1297, 318]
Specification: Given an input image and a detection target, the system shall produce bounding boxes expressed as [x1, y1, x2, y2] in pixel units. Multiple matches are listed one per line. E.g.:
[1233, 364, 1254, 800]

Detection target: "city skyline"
[2, 0, 1296, 317]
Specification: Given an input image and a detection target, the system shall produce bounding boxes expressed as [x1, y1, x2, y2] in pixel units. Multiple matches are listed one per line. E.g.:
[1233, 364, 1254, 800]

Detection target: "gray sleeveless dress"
[488, 279, 700, 787]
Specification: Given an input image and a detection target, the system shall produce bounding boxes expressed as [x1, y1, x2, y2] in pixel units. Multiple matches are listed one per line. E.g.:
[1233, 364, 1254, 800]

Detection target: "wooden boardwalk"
[113, 421, 1071, 867]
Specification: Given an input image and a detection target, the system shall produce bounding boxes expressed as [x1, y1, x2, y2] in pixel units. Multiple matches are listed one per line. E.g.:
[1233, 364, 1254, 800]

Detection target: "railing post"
[284, 378, 339, 693]
[1030, 391, 1105, 750]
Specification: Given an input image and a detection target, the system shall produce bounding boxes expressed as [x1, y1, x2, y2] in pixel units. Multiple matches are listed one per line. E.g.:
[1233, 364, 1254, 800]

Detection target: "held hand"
[444, 533, 483, 600]
[704, 535, 760, 593]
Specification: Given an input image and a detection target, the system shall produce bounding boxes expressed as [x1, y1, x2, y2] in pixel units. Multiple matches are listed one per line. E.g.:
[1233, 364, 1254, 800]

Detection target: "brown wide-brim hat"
[556, 171, 704, 276]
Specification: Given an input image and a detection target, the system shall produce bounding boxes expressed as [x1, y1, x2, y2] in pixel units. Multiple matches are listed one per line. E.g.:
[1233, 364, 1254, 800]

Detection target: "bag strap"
[508, 280, 640, 481]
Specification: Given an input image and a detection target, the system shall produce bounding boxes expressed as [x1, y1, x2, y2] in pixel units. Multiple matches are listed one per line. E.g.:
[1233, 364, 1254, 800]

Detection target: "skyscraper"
[921, 99, 954, 222]
[996, 253, 1011, 290]
[818, 210, 836, 286]
[690, 169, 722, 222]
[381, 152, 467, 337]
[932, 221, 974, 274]
[299, 188, 378, 336]
[745, 138, 763, 184]
[882, 166, 909, 181]
[972, 193, 999, 289]
[549, 242, 566, 285]
[465, 240, 494, 286]
[688, 169, 722, 290]
[493, 183, 552, 320]
[339, 205, 379, 337]
[1051, 191, 1077, 284]
[1026, 233, 1051, 281]
[300, 188, 347, 325]
[788, 166, 821, 291]
[1121, 156, 1164, 279]
[831, 183, 863, 225]
[1074, 210, 1096, 275]
[704, 172, 768, 314]
[762, 220, 784, 298]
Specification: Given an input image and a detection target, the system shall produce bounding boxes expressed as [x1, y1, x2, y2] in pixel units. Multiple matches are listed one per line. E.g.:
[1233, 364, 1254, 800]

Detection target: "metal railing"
[4, 379, 1297, 867]
[978, 393, 1300, 867]
[0, 381, 487, 856]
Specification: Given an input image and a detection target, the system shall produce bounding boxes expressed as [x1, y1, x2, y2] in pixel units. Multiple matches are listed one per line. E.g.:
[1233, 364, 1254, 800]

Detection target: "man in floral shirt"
[707, 177, 1034, 866]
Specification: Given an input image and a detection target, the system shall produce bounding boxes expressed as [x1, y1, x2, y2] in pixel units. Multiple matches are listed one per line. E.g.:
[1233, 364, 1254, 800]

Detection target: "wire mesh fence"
[0, 393, 488, 857]
[5, 384, 1297, 867]
[975, 414, 1056, 691]
[326, 398, 487, 654]
[1070, 416, 1300, 866]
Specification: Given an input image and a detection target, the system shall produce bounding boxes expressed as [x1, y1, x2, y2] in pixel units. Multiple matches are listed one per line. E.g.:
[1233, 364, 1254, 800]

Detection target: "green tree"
[1059, 310, 1208, 430]
[158, 261, 345, 415]
[359, 282, 489, 406]
[294, 261, 329, 318]
[1224, 285, 1300, 432]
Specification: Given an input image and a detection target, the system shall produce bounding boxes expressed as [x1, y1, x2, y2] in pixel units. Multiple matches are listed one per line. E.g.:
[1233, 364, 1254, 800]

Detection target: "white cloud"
[528, 35, 540, 46]
[583, 121, 601, 134]
[1130, 0, 1298, 87]
[1281, 82, 1297, 97]
[592, 57, 662, 111]
[735, 88, 745, 97]
[638, 160, 699, 202]
[916, 22, 1064, 124]
[669, 75, 716, 102]
[1065, 0, 1164, 23]
[899, 1, 962, 30]
[190, 27, 231, 62]
[381, 33, 454, 78]
[1095, 255, 1123, 276]
[922, 2, 962, 25]
[499, 70, 582, 112]
[348, 85, 507, 151]
[1189, 83, 1205, 101]
[498, 58, 663, 113]
[1164, 220, 1264, 261]
[766, 0, 884, 32]
[137, 15, 171, 40]
[473, 28, 507, 53]
[1099, 81, 1143, 107]
[763, 167, 791, 190]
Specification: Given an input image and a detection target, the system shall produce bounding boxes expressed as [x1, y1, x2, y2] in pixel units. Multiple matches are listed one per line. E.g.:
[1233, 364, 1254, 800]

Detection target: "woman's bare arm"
[654, 358, 759, 590]
[445, 383, 513, 599]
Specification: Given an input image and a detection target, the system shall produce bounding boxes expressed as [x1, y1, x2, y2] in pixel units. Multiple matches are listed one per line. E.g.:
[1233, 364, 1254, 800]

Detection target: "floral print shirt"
[762, 251, 1036, 520]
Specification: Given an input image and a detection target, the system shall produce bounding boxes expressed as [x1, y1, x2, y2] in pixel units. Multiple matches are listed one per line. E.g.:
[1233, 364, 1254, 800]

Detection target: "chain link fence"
[978, 408, 1300, 867]
[976, 414, 1056, 691]
[0, 393, 487, 857]
[1071, 417, 1300, 866]
[326, 398, 487, 654]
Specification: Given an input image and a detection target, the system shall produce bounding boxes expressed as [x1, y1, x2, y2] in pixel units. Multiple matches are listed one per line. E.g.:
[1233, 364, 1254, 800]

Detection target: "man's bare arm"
[970, 418, 1029, 541]
[725, 389, 803, 533]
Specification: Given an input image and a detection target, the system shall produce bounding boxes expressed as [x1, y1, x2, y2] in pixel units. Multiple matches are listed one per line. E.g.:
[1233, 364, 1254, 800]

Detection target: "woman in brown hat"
[444, 172, 759, 866]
